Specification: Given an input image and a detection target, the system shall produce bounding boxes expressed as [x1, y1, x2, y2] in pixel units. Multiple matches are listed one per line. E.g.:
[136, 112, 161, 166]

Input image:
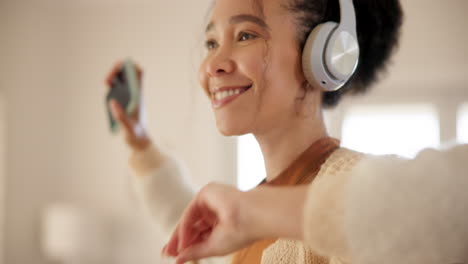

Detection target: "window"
[457, 103, 468, 144]
[341, 104, 440, 159]
[237, 134, 265, 191]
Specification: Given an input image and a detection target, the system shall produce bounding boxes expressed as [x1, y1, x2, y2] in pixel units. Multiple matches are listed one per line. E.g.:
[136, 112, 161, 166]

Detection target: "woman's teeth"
[214, 88, 243, 100]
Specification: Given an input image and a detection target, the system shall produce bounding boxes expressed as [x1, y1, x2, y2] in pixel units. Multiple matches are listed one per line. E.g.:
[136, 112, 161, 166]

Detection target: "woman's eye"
[238, 32, 257, 42]
[205, 40, 218, 50]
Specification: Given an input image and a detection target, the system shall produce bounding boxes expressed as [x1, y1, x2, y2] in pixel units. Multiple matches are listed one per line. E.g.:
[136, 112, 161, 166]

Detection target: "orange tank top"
[230, 137, 340, 264]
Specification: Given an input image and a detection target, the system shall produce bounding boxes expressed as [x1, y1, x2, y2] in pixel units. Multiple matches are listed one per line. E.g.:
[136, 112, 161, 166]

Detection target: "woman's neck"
[254, 115, 328, 182]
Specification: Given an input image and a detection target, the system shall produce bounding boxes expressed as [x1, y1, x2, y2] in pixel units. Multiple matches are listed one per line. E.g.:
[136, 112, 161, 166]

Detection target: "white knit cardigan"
[130, 144, 468, 264]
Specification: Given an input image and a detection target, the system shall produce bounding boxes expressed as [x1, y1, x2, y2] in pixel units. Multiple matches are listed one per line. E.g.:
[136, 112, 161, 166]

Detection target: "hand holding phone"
[106, 59, 140, 133]
[105, 59, 150, 150]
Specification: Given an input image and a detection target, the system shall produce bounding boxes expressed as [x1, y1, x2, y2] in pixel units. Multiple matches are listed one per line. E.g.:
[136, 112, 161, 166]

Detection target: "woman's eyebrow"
[230, 14, 270, 30]
[205, 14, 270, 33]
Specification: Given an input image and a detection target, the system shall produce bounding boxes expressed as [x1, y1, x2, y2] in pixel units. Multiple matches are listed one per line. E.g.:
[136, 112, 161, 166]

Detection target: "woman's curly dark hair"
[285, 0, 404, 108]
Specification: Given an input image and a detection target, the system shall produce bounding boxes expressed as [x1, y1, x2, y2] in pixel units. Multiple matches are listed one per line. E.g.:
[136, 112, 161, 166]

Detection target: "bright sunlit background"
[237, 134, 265, 191]
[457, 103, 468, 144]
[340, 104, 440, 159]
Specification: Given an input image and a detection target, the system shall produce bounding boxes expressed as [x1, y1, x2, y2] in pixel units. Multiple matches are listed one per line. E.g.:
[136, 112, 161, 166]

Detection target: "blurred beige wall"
[0, 0, 467, 264]
[0, 0, 6, 259]
[0, 0, 235, 263]
[0, 93, 4, 263]
[379, 0, 468, 94]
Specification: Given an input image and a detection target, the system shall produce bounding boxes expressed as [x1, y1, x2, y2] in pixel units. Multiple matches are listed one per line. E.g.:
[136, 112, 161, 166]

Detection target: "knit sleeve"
[129, 145, 232, 264]
[303, 145, 468, 264]
[129, 144, 195, 240]
[343, 145, 468, 264]
[302, 148, 363, 262]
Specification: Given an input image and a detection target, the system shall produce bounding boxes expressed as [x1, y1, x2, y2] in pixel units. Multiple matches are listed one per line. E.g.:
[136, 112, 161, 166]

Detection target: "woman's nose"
[206, 49, 235, 77]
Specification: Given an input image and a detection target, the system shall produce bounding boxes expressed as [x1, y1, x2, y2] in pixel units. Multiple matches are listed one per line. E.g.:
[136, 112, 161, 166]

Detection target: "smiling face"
[199, 0, 313, 136]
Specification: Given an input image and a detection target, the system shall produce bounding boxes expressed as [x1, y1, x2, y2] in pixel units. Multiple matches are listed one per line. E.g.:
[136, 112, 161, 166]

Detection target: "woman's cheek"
[198, 61, 210, 97]
[237, 50, 268, 84]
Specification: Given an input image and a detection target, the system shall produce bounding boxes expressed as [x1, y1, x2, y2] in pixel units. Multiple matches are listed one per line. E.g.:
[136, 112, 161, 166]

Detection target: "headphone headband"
[337, 0, 357, 35]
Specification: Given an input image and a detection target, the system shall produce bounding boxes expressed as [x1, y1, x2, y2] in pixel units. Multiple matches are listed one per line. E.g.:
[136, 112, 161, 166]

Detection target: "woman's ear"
[295, 80, 321, 117]
[302, 80, 322, 92]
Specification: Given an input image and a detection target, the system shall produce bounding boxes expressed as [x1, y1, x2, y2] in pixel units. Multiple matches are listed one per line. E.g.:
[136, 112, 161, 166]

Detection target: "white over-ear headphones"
[302, 0, 359, 92]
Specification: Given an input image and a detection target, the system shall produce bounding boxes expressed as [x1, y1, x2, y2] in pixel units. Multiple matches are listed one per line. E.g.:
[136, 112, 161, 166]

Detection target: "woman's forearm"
[129, 142, 168, 177]
[129, 143, 196, 239]
[241, 186, 309, 241]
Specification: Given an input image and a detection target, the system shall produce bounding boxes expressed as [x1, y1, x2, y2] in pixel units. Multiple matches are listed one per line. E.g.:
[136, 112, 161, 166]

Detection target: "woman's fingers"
[105, 60, 143, 88]
[163, 224, 181, 257]
[163, 200, 203, 256]
[109, 100, 136, 137]
[164, 184, 247, 262]
[106, 60, 142, 121]
[181, 219, 213, 251]
[105, 60, 124, 87]
[163, 218, 208, 257]
[164, 198, 217, 258]
[178, 202, 218, 251]
[178, 199, 205, 252]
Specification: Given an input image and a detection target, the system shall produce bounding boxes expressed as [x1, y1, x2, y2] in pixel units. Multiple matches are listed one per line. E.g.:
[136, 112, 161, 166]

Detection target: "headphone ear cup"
[325, 29, 360, 81]
[302, 22, 345, 92]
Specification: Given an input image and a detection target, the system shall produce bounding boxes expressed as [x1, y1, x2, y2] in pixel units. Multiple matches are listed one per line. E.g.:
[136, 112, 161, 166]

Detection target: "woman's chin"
[215, 121, 250, 137]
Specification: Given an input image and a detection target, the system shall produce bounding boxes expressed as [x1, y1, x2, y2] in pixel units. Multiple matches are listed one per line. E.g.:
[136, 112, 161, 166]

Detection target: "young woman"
[107, 0, 403, 263]
[162, 145, 468, 264]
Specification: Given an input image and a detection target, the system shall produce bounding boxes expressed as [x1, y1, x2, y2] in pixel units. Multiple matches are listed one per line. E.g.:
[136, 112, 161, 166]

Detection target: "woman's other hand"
[162, 183, 308, 263]
[162, 183, 256, 263]
[106, 61, 150, 151]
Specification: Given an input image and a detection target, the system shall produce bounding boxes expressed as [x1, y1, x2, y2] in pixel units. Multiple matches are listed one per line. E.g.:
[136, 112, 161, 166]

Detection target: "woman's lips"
[211, 85, 252, 109]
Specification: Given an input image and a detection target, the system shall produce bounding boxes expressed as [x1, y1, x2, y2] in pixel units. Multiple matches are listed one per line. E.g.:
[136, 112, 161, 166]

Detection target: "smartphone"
[106, 59, 140, 133]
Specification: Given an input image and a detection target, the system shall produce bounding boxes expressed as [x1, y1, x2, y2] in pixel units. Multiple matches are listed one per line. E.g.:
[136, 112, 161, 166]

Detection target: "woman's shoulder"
[317, 147, 367, 177]
[319, 146, 411, 178]
[262, 239, 347, 264]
